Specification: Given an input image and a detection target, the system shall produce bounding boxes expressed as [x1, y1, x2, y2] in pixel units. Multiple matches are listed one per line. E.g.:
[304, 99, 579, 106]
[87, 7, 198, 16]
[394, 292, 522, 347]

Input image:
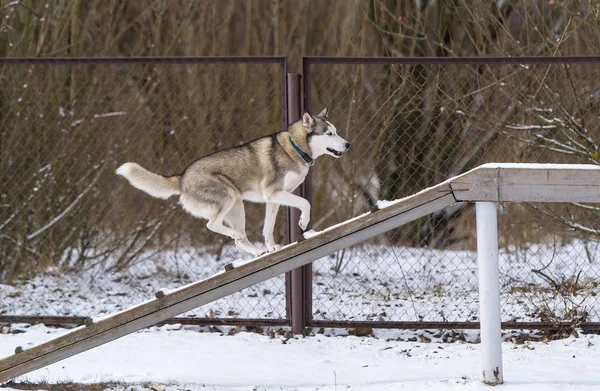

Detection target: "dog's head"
[303, 107, 350, 159]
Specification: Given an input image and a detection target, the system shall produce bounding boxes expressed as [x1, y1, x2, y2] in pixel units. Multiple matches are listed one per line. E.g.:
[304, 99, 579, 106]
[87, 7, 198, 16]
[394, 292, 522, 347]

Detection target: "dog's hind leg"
[263, 202, 281, 252]
[223, 199, 264, 257]
[206, 198, 245, 243]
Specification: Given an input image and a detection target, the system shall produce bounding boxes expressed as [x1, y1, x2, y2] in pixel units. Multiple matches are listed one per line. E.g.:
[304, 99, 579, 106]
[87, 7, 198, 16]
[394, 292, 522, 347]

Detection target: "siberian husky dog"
[117, 108, 350, 257]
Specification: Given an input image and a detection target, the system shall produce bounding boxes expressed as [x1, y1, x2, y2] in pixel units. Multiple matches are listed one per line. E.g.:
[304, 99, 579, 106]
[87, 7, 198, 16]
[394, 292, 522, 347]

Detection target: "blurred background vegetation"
[2, 0, 600, 286]
[3, 1, 600, 65]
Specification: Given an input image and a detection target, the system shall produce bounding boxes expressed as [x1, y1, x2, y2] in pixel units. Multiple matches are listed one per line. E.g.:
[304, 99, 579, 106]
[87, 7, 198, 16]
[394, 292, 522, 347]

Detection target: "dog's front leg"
[264, 190, 311, 231]
[263, 202, 281, 252]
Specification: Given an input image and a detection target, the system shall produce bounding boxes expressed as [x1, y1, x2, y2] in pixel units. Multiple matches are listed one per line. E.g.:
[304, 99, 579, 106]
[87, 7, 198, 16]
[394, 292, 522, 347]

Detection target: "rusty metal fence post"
[286, 73, 312, 333]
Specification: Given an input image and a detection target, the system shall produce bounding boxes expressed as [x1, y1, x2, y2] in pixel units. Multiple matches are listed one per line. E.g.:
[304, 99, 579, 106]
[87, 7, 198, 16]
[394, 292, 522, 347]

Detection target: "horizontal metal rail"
[303, 55, 600, 65]
[308, 320, 600, 331]
[0, 316, 288, 328]
[0, 56, 286, 64]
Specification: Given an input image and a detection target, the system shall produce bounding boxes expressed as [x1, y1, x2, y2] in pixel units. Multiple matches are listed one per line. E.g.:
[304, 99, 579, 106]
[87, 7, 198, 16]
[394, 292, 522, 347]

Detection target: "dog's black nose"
[345, 142, 351, 150]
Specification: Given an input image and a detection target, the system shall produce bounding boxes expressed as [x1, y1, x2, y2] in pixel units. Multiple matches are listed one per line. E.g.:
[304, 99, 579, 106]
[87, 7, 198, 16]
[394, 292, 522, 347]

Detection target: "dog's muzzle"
[327, 142, 350, 158]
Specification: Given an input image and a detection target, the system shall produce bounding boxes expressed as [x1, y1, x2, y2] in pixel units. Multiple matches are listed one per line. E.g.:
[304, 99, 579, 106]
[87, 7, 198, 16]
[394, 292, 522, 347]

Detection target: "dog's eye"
[326, 132, 333, 136]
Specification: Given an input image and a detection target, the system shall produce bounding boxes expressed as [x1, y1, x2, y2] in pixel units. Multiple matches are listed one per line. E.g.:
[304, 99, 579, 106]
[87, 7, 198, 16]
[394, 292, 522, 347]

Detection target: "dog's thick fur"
[117, 108, 350, 256]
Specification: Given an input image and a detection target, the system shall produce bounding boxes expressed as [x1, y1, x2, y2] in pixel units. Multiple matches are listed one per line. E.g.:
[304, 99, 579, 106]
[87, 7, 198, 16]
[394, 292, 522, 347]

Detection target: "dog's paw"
[267, 244, 282, 253]
[298, 215, 309, 231]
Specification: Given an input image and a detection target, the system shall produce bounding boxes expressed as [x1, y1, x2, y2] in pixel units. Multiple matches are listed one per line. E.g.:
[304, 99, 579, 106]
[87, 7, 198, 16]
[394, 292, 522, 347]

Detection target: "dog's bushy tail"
[116, 162, 180, 199]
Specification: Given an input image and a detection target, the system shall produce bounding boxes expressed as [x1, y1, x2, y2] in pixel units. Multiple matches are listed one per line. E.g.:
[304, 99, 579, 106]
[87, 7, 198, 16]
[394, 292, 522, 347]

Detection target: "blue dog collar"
[289, 137, 314, 166]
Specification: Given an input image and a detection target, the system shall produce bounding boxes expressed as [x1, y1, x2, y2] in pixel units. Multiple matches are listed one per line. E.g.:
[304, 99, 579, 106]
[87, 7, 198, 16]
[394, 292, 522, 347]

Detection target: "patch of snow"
[505, 124, 556, 130]
[303, 229, 319, 239]
[93, 111, 127, 119]
[374, 200, 395, 209]
[1, 325, 600, 390]
[70, 119, 83, 127]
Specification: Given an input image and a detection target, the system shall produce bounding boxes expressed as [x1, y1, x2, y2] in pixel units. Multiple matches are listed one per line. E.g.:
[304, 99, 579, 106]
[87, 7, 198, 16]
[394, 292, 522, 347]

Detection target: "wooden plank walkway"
[2, 163, 600, 382]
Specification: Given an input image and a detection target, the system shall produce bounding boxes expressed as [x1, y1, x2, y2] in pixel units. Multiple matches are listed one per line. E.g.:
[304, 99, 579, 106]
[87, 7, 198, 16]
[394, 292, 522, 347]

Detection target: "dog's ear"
[302, 112, 315, 131]
[316, 107, 329, 118]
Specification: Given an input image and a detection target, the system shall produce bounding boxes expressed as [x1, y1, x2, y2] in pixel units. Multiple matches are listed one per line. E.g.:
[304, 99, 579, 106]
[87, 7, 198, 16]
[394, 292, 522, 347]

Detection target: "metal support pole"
[286, 73, 310, 334]
[301, 60, 314, 329]
[476, 202, 504, 385]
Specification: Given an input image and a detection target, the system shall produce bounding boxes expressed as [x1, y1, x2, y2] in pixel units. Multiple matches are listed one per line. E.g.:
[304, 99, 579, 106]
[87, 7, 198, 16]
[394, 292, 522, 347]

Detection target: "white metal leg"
[476, 202, 503, 385]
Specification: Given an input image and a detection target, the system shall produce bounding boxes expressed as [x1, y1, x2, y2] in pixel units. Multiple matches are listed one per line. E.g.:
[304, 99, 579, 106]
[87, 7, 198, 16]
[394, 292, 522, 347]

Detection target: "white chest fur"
[283, 169, 308, 192]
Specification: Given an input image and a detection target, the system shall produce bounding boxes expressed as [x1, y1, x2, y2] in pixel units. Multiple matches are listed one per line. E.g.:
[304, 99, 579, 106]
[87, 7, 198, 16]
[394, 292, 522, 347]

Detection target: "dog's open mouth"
[327, 148, 344, 157]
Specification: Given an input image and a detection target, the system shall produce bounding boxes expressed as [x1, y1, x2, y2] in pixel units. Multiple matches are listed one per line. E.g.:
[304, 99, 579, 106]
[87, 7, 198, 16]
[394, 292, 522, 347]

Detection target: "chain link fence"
[0, 57, 289, 324]
[3, 56, 600, 330]
[304, 57, 600, 328]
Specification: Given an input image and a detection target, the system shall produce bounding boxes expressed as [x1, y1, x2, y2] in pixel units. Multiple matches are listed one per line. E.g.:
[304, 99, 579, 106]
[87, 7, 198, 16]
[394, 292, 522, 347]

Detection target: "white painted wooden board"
[451, 165, 600, 203]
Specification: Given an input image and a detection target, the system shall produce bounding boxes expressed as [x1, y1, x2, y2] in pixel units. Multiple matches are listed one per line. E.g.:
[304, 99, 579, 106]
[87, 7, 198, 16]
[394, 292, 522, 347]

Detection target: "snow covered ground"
[2, 240, 600, 324]
[1, 323, 600, 390]
[1, 239, 600, 390]
[2, 230, 600, 389]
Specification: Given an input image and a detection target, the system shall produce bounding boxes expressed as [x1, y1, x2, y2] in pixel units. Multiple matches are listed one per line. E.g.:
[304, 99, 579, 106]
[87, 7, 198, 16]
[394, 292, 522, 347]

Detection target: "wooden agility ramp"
[2, 163, 600, 383]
